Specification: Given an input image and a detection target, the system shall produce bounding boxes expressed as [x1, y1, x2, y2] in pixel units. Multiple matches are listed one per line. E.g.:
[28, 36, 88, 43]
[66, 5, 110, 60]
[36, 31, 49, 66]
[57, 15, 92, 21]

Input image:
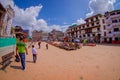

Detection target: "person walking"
[16, 37, 28, 70]
[83, 38, 87, 46]
[46, 43, 48, 49]
[38, 41, 41, 49]
[32, 45, 37, 63]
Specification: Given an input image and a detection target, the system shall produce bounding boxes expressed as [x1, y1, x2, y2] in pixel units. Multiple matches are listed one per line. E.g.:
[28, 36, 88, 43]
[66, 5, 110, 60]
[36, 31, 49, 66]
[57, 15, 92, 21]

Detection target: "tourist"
[32, 45, 37, 63]
[83, 38, 87, 46]
[38, 41, 41, 49]
[16, 37, 28, 70]
[46, 43, 48, 49]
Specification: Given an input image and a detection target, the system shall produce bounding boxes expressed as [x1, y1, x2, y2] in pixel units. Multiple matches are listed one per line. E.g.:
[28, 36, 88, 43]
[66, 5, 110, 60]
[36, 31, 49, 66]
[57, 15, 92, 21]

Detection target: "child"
[32, 45, 37, 63]
[46, 44, 48, 49]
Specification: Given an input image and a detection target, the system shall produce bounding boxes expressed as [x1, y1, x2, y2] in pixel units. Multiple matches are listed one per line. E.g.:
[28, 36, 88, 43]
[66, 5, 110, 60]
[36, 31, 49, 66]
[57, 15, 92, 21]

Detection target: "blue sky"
[1, 0, 120, 33]
[13, 0, 90, 25]
[115, 0, 120, 10]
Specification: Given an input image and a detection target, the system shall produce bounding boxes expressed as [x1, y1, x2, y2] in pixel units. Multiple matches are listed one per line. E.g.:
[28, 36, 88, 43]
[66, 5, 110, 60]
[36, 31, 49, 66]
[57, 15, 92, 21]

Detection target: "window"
[96, 22, 99, 25]
[87, 34, 90, 37]
[109, 31, 111, 34]
[106, 17, 109, 19]
[102, 19, 105, 24]
[76, 28, 77, 30]
[87, 24, 89, 27]
[96, 17, 98, 20]
[91, 23, 94, 26]
[83, 35, 85, 37]
[97, 28, 100, 31]
[86, 29, 92, 33]
[114, 28, 119, 32]
[91, 18, 93, 22]
[104, 32, 106, 36]
[86, 20, 88, 23]
[112, 20, 118, 23]
[117, 12, 120, 14]
[104, 25, 106, 30]
[115, 37, 118, 41]
[79, 27, 81, 29]
[110, 13, 115, 15]
[107, 24, 111, 26]
[83, 26, 85, 28]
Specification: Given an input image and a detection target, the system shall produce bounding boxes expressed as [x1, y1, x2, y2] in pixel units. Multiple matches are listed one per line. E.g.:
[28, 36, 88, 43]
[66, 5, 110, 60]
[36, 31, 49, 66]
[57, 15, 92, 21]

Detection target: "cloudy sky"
[0, 0, 120, 34]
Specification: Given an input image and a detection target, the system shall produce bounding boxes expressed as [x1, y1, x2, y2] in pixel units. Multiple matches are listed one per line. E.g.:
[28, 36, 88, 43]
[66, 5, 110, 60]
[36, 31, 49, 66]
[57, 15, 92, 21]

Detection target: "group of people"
[38, 41, 48, 49]
[16, 38, 48, 70]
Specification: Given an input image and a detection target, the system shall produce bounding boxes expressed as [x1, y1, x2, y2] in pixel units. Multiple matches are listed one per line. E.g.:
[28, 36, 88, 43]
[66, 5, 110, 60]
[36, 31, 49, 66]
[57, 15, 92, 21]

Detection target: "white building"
[66, 14, 106, 43]
[105, 10, 120, 43]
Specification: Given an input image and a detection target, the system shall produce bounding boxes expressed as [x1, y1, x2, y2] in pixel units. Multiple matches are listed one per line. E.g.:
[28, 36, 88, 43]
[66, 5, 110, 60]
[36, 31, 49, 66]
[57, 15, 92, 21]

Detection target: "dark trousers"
[33, 54, 37, 63]
[46, 46, 48, 49]
[38, 45, 41, 49]
[19, 53, 25, 70]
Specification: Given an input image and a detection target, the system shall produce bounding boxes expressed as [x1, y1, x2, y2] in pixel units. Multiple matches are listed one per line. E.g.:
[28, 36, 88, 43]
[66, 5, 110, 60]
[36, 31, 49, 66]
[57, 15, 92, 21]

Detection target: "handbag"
[15, 55, 20, 62]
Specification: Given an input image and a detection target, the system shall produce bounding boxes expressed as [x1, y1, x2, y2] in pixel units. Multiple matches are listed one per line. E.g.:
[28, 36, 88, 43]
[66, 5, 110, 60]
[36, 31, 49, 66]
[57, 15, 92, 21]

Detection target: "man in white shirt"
[32, 45, 37, 63]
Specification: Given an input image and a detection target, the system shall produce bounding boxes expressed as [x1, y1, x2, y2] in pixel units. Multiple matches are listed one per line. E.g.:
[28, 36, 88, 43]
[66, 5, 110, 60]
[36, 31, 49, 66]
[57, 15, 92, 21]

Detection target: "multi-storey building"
[32, 30, 50, 41]
[105, 10, 120, 44]
[49, 29, 64, 41]
[0, 3, 6, 36]
[66, 24, 79, 38]
[42, 32, 49, 41]
[67, 14, 106, 43]
[85, 14, 107, 43]
[5, 5, 14, 36]
[0, 3, 14, 37]
[32, 30, 43, 41]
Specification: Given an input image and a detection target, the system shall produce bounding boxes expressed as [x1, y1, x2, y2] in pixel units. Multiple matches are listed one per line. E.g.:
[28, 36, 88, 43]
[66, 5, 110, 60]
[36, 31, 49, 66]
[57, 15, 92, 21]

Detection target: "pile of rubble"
[48, 42, 82, 50]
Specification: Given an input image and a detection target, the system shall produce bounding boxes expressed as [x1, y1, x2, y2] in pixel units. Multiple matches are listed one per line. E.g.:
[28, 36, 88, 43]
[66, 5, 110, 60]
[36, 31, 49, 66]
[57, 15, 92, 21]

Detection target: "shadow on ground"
[10, 65, 22, 70]
[26, 61, 34, 63]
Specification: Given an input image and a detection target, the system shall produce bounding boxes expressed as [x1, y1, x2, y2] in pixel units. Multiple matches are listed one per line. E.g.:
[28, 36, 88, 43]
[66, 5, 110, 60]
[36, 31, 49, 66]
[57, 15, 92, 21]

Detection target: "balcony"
[106, 23, 120, 29]
[106, 14, 120, 21]
[113, 31, 120, 35]
[107, 33, 113, 37]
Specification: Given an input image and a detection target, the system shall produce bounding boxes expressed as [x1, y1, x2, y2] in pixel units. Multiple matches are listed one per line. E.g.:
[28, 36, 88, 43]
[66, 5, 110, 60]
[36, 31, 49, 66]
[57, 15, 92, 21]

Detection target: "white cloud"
[13, 5, 43, 28]
[34, 19, 48, 31]
[86, 0, 116, 17]
[0, 0, 14, 8]
[0, 0, 67, 36]
[70, 18, 85, 26]
[76, 18, 86, 25]
[63, 22, 68, 25]
[49, 25, 69, 32]
[61, 25, 69, 32]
